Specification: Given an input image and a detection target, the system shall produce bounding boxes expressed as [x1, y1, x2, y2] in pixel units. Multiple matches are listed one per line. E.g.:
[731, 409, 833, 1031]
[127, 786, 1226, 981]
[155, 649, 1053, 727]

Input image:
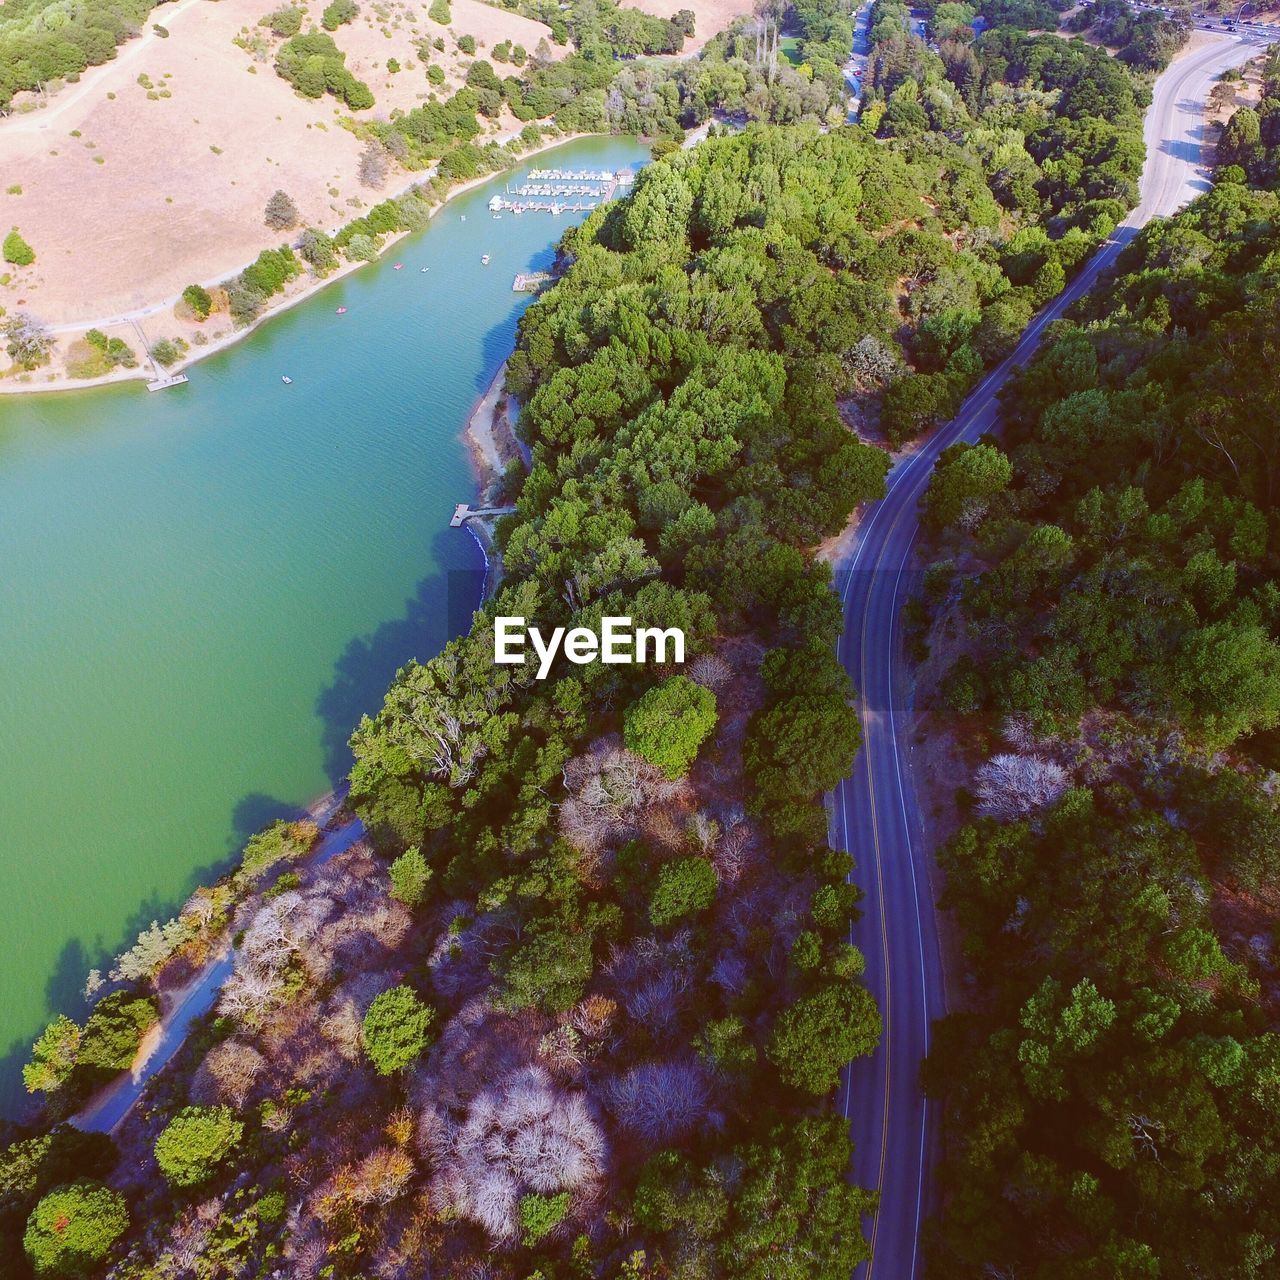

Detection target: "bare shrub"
[191, 1039, 265, 1107]
[607, 1059, 713, 1145]
[975, 754, 1069, 820]
[559, 738, 687, 854]
[713, 822, 752, 885]
[687, 653, 733, 692]
[358, 139, 390, 187]
[421, 1065, 606, 1242]
[569, 995, 618, 1043]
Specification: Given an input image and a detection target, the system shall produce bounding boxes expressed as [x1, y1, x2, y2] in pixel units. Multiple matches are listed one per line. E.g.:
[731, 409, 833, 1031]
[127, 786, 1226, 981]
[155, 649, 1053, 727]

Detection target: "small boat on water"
[393, 262, 403, 270]
[335, 306, 347, 314]
[421, 267, 428, 273]
[481, 254, 491, 265]
[281, 375, 293, 385]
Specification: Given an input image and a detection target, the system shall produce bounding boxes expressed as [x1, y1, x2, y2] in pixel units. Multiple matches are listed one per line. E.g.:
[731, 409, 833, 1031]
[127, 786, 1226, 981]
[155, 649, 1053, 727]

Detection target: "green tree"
[388, 846, 432, 905]
[24, 1182, 128, 1277]
[154, 1106, 244, 1187]
[321, 0, 358, 29]
[924, 442, 1012, 529]
[519, 1190, 571, 1244]
[429, 0, 451, 22]
[649, 856, 718, 926]
[362, 984, 435, 1073]
[182, 283, 212, 319]
[264, 188, 300, 230]
[23, 1017, 81, 1095]
[623, 676, 717, 779]
[4, 226, 34, 266]
[767, 982, 881, 1094]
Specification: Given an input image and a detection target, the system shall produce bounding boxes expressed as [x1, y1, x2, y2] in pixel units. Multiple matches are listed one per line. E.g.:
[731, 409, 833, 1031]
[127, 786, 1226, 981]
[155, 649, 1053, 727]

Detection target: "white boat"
[281, 375, 293, 385]
[481, 254, 490, 265]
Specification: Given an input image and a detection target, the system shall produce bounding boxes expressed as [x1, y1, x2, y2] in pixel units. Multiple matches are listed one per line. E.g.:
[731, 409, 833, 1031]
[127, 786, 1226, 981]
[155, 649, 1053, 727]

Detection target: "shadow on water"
[316, 526, 487, 783]
[471, 239, 564, 395]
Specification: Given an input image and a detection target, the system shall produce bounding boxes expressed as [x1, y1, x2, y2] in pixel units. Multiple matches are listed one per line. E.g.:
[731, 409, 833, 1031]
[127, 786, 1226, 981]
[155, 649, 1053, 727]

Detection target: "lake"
[0, 135, 649, 1114]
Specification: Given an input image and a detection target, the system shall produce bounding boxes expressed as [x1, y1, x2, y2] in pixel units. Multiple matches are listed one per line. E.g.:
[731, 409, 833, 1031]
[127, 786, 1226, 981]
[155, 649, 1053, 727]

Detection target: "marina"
[487, 166, 635, 216]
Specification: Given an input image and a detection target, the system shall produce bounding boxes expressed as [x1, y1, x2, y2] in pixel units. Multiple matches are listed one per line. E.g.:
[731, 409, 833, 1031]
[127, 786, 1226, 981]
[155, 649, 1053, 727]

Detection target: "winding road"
[834, 28, 1276, 1280]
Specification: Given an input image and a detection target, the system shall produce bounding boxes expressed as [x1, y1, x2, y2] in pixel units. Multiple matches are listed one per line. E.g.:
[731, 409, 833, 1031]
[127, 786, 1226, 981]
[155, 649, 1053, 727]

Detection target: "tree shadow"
[315, 525, 486, 782]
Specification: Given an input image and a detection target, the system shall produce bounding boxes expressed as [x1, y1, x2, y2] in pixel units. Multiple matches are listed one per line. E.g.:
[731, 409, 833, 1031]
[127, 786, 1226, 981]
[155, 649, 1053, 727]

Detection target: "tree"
[182, 283, 212, 319]
[78, 991, 158, 1071]
[649, 857, 718, 926]
[22, 1017, 81, 1095]
[264, 189, 300, 230]
[322, 0, 358, 29]
[265, 5, 304, 36]
[767, 981, 881, 1094]
[362, 984, 435, 1073]
[24, 1182, 128, 1277]
[4, 313, 53, 369]
[520, 1190, 571, 1245]
[623, 676, 717, 780]
[388, 846, 432, 905]
[4, 226, 34, 266]
[358, 139, 390, 188]
[924, 441, 1012, 529]
[154, 1106, 244, 1187]
[974, 753, 1068, 820]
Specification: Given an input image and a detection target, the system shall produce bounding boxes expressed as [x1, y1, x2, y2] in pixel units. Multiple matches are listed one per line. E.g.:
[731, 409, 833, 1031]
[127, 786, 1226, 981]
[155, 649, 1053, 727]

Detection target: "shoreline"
[0, 129, 600, 398]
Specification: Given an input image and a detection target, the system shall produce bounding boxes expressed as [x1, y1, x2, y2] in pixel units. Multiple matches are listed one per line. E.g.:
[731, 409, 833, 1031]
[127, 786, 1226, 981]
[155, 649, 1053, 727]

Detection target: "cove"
[0, 135, 650, 1115]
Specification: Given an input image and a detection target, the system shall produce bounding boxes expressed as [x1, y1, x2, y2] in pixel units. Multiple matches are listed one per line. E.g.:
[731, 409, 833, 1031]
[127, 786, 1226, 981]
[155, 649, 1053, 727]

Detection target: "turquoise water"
[0, 136, 649, 1114]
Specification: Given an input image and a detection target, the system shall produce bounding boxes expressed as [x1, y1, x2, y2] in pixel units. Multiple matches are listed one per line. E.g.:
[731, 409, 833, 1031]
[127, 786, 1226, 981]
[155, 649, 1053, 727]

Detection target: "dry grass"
[0, 0, 560, 326]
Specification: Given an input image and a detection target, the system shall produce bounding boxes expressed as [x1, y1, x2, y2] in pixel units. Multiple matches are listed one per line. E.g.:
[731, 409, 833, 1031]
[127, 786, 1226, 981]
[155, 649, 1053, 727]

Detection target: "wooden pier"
[146, 372, 189, 392]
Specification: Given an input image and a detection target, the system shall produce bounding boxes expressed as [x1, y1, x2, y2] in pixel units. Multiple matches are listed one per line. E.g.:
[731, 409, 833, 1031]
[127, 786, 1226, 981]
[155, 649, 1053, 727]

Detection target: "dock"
[450, 503, 516, 528]
[512, 271, 553, 293]
[487, 167, 635, 217]
[146, 372, 189, 392]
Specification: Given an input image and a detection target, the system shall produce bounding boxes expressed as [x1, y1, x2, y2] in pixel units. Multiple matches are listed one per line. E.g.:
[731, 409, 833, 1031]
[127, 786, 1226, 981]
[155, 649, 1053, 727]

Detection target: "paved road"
[833, 29, 1274, 1280]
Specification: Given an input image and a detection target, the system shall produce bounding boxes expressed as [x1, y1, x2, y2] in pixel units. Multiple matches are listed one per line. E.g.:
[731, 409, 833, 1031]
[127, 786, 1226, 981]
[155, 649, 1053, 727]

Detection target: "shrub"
[457, 33, 475, 53]
[264, 5, 304, 36]
[150, 338, 183, 367]
[427, 63, 445, 85]
[388, 846, 431, 905]
[429, 0, 451, 22]
[345, 232, 379, 262]
[519, 1190, 571, 1245]
[154, 1106, 244, 1187]
[24, 1182, 128, 1276]
[3, 313, 53, 369]
[181, 284, 212, 319]
[4, 227, 34, 266]
[263, 188, 300, 230]
[240, 818, 319, 877]
[321, 0, 358, 30]
[623, 676, 717, 779]
[363, 985, 434, 1073]
[649, 857, 717, 927]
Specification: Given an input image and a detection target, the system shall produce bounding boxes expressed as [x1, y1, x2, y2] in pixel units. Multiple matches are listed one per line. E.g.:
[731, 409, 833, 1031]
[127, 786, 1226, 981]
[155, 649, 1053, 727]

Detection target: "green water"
[0, 136, 649, 1113]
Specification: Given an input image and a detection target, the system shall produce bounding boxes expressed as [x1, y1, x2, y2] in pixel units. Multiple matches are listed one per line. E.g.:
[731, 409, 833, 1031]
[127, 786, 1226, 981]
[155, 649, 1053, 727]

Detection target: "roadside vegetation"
[916, 137, 1280, 1276]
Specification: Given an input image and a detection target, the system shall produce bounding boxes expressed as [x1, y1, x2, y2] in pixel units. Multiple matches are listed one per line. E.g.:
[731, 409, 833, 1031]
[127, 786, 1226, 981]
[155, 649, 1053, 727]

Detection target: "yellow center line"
[858, 555, 894, 1280]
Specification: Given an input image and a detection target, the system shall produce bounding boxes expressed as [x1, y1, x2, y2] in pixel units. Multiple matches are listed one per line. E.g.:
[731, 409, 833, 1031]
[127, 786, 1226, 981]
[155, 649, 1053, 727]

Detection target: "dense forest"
[0, 0, 168, 112]
[917, 147, 1280, 1275]
[0, 117, 1051, 1277]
